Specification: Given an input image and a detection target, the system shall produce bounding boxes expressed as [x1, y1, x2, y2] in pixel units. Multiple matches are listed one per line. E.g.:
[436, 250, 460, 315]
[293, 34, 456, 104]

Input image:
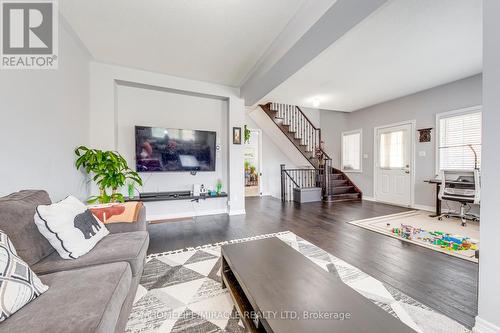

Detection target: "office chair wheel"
[438, 216, 443, 221]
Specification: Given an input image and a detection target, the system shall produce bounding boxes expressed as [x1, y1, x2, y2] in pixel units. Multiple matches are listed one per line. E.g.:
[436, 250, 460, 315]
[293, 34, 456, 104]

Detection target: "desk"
[425, 177, 477, 217]
[424, 179, 441, 217]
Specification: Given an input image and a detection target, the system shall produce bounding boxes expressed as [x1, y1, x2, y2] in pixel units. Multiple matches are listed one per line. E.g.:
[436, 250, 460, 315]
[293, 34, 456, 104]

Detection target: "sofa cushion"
[32, 231, 149, 277]
[0, 262, 132, 333]
[0, 190, 55, 266]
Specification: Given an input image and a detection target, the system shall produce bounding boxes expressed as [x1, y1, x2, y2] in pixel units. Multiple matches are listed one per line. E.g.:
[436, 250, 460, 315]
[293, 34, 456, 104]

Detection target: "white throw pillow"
[0, 230, 48, 321]
[34, 196, 109, 259]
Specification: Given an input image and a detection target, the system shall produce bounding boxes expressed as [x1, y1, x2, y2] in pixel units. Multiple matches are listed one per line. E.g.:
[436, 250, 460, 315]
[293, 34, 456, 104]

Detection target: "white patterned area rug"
[126, 231, 469, 333]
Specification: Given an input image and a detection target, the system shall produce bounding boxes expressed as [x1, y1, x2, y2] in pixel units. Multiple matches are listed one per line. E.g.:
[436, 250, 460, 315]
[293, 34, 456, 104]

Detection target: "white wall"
[89, 62, 245, 216]
[319, 110, 349, 169]
[245, 114, 296, 198]
[299, 107, 321, 128]
[0, 21, 90, 201]
[475, 1, 500, 332]
[116, 84, 228, 194]
[321, 74, 482, 209]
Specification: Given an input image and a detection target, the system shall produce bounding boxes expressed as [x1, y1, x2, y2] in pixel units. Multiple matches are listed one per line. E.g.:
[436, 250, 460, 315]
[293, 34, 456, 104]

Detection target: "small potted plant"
[75, 146, 143, 204]
[244, 125, 251, 144]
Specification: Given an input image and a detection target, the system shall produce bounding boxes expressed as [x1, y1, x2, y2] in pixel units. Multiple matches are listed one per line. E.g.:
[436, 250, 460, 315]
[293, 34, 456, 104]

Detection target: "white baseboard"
[228, 209, 246, 216]
[412, 204, 435, 212]
[363, 196, 435, 213]
[473, 317, 500, 333]
[148, 209, 228, 221]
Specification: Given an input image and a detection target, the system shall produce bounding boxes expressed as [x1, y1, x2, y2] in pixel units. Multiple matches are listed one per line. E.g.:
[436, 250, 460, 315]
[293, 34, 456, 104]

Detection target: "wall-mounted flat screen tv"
[135, 126, 216, 172]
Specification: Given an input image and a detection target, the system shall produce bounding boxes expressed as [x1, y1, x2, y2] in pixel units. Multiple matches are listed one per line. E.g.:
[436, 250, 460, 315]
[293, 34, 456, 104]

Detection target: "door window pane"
[379, 130, 406, 169]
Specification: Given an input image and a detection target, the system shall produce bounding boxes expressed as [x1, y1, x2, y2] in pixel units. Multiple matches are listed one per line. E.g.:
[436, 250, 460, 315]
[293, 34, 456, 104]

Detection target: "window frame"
[435, 105, 482, 174]
[341, 129, 363, 173]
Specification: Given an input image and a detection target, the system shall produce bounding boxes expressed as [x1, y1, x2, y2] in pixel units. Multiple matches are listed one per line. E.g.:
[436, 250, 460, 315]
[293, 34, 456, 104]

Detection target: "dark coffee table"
[221, 237, 415, 333]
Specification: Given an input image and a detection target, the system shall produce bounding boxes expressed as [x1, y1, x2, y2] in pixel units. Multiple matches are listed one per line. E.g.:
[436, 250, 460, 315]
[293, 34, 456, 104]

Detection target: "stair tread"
[333, 192, 360, 197]
[322, 193, 361, 203]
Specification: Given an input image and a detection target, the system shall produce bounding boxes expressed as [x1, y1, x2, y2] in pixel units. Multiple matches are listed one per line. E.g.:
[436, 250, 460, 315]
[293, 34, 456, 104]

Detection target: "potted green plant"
[75, 146, 143, 204]
[244, 125, 251, 144]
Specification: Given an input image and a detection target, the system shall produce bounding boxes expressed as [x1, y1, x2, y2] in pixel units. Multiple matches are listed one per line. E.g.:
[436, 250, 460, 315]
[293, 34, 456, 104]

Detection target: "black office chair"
[438, 170, 480, 226]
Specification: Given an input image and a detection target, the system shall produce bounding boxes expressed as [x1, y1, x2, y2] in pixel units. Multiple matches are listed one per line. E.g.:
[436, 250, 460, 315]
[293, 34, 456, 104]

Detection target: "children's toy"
[390, 223, 478, 252]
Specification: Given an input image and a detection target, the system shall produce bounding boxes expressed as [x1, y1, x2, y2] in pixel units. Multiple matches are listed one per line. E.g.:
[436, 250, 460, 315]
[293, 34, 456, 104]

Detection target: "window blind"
[438, 111, 481, 170]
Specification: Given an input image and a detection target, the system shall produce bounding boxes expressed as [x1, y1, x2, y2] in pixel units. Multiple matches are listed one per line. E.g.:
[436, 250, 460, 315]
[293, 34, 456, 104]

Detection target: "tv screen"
[135, 126, 216, 172]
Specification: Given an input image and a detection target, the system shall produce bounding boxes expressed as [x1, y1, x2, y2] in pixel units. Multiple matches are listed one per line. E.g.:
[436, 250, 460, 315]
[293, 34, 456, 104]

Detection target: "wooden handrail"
[283, 170, 300, 187]
[264, 102, 333, 166]
[296, 106, 320, 131]
[267, 102, 361, 202]
[280, 164, 321, 202]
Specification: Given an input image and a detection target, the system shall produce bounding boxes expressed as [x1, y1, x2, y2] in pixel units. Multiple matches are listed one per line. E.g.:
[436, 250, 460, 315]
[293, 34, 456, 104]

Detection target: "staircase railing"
[271, 103, 321, 154]
[280, 158, 333, 202]
[280, 165, 318, 202]
[268, 102, 337, 202]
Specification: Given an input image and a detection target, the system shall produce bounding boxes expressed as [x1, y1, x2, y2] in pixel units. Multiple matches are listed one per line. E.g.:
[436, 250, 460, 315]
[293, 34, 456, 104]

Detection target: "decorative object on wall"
[418, 128, 432, 142]
[233, 127, 242, 144]
[244, 125, 251, 144]
[74, 146, 143, 204]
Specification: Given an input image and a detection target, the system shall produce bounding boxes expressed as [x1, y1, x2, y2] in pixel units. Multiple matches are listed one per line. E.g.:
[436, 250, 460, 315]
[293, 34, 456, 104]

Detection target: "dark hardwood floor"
[147, 196, 478, 329]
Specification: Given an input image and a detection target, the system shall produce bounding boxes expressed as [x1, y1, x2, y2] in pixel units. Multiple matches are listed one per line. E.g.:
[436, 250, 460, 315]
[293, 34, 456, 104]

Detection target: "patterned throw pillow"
[34, 196, 109, 259]
[0, 230, 48, 322]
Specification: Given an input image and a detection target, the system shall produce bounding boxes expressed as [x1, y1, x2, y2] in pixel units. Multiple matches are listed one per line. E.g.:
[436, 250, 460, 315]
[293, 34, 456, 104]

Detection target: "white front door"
[375, 123, 413, 207]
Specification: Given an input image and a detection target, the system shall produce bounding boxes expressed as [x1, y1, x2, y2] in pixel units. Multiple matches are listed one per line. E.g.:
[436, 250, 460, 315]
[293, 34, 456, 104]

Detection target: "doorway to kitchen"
[244, 128, 262, 197]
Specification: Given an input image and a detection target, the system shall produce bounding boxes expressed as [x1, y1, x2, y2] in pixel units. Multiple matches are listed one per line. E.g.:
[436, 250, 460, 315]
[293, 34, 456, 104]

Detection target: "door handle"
[404, 170, 410, 174]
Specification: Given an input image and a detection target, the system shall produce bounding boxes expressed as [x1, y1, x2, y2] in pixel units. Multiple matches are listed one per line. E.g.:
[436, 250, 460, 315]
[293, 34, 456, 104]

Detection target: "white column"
[474, 1, 500, 332]
[228, 97, 246, 215]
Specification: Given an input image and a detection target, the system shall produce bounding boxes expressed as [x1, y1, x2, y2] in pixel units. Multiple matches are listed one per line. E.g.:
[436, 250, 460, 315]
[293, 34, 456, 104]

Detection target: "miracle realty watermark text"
[1, 0, 58, 69]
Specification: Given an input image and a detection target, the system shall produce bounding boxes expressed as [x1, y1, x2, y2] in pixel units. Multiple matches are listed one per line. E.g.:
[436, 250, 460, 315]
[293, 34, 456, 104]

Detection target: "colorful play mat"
[348, 211, 479, 262]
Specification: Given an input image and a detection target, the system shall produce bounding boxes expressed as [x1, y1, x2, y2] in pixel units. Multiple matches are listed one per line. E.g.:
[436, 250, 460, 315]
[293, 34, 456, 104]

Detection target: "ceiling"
[60, 0, 307, 86]
[264, 0, 482, 111]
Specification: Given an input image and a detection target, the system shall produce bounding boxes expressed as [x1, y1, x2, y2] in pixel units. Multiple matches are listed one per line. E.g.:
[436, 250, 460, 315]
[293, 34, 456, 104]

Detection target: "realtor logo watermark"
[1, 0, 58, 69]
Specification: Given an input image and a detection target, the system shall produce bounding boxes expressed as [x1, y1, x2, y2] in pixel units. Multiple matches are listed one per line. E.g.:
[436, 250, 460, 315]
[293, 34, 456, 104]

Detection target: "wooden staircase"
[260, 102, 362, 203]
[326, 169, 362, 202]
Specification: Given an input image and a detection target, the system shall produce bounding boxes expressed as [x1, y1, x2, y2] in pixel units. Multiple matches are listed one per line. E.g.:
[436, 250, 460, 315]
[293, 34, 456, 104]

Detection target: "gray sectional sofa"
[0, 190, 149, 333]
